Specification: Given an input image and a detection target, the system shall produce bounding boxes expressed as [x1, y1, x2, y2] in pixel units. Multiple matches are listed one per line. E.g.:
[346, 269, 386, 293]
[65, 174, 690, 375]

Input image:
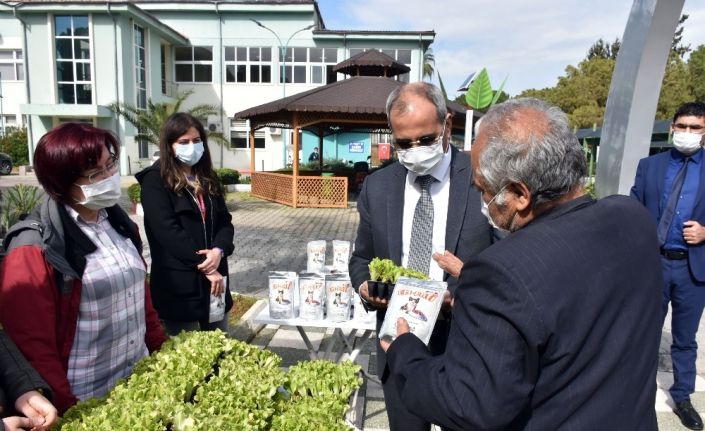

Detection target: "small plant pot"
[367, 280, 394, 299]
[131, 202, 143, 216]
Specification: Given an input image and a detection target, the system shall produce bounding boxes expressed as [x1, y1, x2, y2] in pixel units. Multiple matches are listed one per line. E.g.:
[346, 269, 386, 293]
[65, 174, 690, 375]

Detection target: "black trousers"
[378, 317, 451, 431]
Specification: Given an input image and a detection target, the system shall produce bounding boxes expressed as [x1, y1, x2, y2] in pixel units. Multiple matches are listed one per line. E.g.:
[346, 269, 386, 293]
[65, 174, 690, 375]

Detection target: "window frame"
[0, 50, 24, 81]
[230, 120, 266, 149]
[224, 46, 273, 84]
[54, 14, 93, 105]
[173, 45, 213, 83]
[280, 47, 338, 85]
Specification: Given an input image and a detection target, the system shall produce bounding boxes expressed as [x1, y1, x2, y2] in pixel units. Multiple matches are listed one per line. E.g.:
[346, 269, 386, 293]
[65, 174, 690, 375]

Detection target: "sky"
[316, 0, 705, 97]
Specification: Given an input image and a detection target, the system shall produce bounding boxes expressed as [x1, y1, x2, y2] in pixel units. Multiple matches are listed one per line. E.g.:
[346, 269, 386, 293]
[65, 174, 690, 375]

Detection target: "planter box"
[226, 184, 251, 192]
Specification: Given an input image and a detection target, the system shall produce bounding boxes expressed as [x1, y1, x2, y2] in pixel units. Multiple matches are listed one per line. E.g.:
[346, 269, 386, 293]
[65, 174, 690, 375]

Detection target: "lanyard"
[197, 193, 206, 221]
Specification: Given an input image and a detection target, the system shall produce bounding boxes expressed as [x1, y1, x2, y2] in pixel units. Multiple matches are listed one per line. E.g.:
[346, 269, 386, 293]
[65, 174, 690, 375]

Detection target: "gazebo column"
[318, 125, 324, 171]
[292, 113, 300, 208]
[249, 128, 256, 174]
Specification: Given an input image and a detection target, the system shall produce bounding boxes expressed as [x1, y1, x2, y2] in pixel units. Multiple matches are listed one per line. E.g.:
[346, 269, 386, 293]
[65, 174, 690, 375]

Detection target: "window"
[134, 25, 147, 109]
[160, 45, 167, 94]
[230, 120, 265, 148]
[280, 47, 337, 84]
[174, 46, 212, 83]
[349, 48, 412, 82]
[224, 46, 272, 83]
[55, 15, 92, 104]
[0, 50, 23, 81]
[230, 135, 265, 149]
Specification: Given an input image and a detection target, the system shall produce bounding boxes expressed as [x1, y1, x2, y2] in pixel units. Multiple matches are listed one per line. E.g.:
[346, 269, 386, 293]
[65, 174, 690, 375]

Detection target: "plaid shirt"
[64, 207, 149, 401]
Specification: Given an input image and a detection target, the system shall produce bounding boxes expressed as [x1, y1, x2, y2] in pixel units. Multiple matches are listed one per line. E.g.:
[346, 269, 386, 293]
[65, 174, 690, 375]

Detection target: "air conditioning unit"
[268, 127, 281, 136]
[207, 116, 222, 133]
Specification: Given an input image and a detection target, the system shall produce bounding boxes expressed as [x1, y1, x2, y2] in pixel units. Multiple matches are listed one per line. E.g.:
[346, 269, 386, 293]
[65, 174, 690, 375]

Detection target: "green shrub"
[239, 176, 251, 184]
[1, 184, 42, 233]
[0, 127, 29, 166]
[127, 183, 141, 203]
[215, 168, 240, 185]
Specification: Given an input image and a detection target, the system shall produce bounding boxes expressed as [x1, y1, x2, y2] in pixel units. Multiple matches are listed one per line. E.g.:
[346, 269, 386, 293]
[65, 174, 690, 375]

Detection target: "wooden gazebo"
[233, 51, 475, 208]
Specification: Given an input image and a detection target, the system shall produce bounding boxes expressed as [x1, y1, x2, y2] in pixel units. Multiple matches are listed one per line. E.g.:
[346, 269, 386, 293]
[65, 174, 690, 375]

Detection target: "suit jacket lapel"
[446, 147, 469, 255]
[693, 150, 705, 215]
[655, 152, 671, 214]
[387, 162, 406, 264]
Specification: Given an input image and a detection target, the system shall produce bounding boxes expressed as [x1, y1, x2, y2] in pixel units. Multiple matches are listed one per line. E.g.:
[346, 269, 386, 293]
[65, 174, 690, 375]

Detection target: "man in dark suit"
[349, 82, 493, 430]
[631, 102, 705, 430]
[380, 98, 663, 430]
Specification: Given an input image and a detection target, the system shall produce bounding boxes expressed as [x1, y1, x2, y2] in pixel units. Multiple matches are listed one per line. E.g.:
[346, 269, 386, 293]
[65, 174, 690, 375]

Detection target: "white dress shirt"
[401, 147, 452, 281]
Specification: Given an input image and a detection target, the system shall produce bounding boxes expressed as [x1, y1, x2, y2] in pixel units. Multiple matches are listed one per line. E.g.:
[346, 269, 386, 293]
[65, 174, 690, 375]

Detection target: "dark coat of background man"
[308, 147, 320, 162]
[349, 82, 493, 431]
[381, 97, 663, 431]
[631, 102, 705, 431]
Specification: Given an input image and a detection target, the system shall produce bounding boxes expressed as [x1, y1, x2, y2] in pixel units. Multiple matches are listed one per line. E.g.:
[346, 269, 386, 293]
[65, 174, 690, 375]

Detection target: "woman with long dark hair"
[136, 112, 234, 335]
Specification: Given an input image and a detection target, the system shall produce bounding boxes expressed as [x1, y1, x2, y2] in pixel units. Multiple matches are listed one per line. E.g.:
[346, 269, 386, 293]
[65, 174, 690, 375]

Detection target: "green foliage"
[238, 176, 252, 185]
[689, 45, 705, 102]
[215, 168, 240, 185]
[520, 18, 698, 128]
[587, 37, 621, 60]
[369, 257, 429, 284]
[656, 52, 693, 120]
[672, 14, 691, 59]
[0, 127, 29, 166]
[127, 183, 141, 204]
[276, 159, 354, 173]
[465, 68, 493, 110]
[57, 331, 363, 430]
[1, 184, 42, 233]
[109, 90, 228, 148]
[423, 48, 435, 81]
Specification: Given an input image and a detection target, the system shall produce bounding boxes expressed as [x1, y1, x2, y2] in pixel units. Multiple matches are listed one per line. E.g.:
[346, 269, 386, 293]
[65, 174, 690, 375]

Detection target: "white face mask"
[397, 141, 445, 175]
[672, 131, 703, 155]
[174, 141, 205, 166]
[76, 172, 122, 210]
[480, 186, 514, 234]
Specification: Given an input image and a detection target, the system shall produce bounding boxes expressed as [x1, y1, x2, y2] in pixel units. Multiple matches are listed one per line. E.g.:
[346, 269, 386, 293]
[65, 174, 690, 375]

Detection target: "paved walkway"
[1, 172, 703, 429]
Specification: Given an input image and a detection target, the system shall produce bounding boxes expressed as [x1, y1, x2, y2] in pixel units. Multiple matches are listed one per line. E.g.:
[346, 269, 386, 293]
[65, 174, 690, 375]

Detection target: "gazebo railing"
[251, 172, 348, 208]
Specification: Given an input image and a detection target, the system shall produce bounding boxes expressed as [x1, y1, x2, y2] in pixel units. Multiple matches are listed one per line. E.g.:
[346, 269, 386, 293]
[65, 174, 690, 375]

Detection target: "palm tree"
[109, 90, 228, 147]
[423, 48, 435, 81]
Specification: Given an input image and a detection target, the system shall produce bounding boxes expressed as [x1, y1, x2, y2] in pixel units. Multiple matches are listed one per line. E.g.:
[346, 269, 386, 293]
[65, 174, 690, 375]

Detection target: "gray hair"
[385, 82, 447, 125]
[477, 98, 587, 206]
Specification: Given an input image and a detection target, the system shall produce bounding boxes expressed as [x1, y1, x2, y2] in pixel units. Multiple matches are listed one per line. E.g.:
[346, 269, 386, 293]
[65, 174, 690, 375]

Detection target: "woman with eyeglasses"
[0, 123, 167, 414]
[135, 112, 234, 335]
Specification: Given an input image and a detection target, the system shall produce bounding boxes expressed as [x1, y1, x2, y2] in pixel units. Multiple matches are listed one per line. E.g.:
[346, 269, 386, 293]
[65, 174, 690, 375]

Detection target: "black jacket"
[136, 163, 234, 322]
[0, 330, 52, 423]
[387, 195, 662, 430]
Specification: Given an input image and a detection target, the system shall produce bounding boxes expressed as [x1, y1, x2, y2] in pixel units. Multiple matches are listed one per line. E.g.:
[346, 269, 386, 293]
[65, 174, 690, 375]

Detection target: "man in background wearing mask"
[349, 82, 493, 430]
[380, 97, 662, 430]
[631, 102, 705, 430]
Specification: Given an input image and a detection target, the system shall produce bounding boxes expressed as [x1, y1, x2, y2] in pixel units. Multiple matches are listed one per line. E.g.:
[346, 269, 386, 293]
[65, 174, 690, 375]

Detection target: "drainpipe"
[11, 4, 34, 166]
[106, 3, 124, 173]
[418, 34, 423, 82]
[214, 1, 224, 168]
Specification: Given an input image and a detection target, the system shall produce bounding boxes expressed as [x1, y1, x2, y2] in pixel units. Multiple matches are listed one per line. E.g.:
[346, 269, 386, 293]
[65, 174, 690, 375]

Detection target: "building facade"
[0, 0, 434, 174]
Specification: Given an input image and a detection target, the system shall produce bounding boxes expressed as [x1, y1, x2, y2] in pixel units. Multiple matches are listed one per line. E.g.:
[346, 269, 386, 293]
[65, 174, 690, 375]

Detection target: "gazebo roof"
[332, 50, 410, 77]
[233, 76, 478, 134]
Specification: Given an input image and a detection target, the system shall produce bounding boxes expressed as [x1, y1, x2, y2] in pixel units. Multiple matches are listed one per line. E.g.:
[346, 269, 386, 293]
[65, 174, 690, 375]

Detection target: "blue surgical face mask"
[174, 141, 204, 166]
